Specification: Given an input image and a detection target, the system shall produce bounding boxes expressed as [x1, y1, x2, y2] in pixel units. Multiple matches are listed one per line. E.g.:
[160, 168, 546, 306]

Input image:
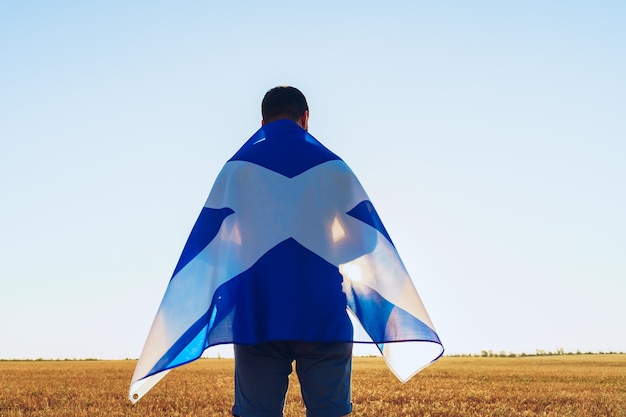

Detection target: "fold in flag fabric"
[129, 120, 444, 403]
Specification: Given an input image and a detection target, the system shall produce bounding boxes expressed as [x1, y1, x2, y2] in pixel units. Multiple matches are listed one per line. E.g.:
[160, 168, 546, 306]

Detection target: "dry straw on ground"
[1, 354, 625, 416]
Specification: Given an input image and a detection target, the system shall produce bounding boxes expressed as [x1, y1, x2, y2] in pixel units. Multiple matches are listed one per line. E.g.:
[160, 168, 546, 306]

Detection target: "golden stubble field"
[1, 354, 624, 416]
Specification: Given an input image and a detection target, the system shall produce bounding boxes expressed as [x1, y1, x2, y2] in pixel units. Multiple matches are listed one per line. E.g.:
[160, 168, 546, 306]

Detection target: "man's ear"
[300, 111, 309, 131]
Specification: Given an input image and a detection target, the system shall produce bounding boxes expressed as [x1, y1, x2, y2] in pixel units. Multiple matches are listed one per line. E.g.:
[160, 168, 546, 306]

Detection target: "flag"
[129, 120, 443, 403]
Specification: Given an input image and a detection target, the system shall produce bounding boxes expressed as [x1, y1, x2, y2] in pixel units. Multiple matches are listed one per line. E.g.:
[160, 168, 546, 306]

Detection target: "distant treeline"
[447, 348, 626, 358]
[2, 350, 626, 361]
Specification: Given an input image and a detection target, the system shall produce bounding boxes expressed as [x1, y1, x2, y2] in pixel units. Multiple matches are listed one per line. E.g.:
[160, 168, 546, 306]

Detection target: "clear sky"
[1, 1, 624, 360]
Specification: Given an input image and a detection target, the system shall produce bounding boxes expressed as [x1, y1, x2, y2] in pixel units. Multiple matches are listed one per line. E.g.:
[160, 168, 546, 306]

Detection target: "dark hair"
[261, 86, 309, 123]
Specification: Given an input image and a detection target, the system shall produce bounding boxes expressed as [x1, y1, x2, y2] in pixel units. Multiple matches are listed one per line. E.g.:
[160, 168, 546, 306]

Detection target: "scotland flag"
[129, 120, 443, 403]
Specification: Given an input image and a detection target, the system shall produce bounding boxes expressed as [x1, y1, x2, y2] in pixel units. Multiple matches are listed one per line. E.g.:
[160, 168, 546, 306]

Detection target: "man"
[129, 86, 443, 417]
[231, 86, 354, 417]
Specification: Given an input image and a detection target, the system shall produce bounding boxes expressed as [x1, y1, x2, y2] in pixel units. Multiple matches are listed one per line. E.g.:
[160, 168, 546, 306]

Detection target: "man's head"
[261, 86, 309, 130]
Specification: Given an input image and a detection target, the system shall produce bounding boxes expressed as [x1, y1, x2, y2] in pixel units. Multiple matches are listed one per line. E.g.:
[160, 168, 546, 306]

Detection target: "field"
[1, 354, 625, 416]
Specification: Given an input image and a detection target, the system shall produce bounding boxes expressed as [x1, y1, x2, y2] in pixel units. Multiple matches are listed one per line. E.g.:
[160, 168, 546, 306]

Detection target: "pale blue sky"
[1, 1, 624, 359]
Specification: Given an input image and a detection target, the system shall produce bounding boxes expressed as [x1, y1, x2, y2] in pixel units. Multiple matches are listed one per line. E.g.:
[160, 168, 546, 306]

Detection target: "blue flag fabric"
[129, 120, 443, 403]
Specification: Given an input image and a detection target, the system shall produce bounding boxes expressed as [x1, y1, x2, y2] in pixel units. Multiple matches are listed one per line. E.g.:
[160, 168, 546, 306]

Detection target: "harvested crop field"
[1, 354, 624, 416]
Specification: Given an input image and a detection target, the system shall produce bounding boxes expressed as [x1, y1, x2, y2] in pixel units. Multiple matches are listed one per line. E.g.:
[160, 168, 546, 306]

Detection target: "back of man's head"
[261, 86, 309, 124]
